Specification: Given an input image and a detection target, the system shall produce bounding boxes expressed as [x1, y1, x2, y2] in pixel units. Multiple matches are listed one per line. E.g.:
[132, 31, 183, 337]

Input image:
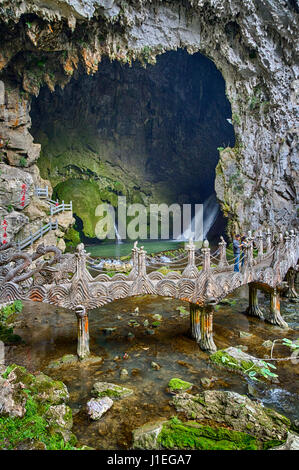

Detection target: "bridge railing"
[16, 220, 58, 251]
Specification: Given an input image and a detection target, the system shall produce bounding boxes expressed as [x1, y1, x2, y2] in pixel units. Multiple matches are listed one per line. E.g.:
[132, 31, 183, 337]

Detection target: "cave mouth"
[30, 49, 235, 244]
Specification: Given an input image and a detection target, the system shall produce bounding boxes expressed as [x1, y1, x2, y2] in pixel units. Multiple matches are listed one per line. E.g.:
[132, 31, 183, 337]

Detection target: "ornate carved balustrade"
[0, 227, 298, 358]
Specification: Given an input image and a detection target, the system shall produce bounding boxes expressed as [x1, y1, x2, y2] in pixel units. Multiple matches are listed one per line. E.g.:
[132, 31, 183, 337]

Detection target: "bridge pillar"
[75, 305, 90, 359]
[199, 305, 217, 352]
[284, 268, 298, 299]
[189, 303, 201, 342]
[189, 304, 216, 352]
[246, 284, 264, 319]
[265, 288, 288, 329]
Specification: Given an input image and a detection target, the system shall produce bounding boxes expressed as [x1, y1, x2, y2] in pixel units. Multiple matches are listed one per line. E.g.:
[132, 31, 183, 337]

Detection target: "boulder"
[271, 432, 299, 450]
[171, 390, 290, 441]
[86, 397, 113, 420]
[132, 417, 262, 450]
[45, 403, 73, 431]
[92, 381, 133, 399]
[0, 376, 26, 418]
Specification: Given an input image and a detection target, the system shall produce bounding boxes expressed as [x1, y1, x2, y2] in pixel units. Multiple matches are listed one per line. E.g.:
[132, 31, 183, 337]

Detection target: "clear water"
[5, 286, 299, 450]
[85, 240, 185, 258]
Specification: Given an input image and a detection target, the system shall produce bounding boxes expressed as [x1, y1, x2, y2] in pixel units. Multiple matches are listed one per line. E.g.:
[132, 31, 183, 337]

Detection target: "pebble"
[120, 368, 129, 379]
[151, 361, 161, 370]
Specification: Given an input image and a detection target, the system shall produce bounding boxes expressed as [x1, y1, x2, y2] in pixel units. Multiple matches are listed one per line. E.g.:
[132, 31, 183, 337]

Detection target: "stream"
[5, 286, 299, 449]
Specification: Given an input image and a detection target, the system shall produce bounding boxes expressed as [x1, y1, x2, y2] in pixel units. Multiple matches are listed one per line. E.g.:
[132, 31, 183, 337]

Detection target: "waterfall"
[175, 194, 219, 241]
[114, 222, 123, 244]
[202, 194, 219, 239]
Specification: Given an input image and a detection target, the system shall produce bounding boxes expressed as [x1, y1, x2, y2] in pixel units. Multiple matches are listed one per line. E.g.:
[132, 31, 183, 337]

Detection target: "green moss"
[64, 227, 81, 247]
[262, 439, 286, 450]
[158, 418, 259, 450]
[168, 378, 193, 392]
[0, 365, 80, 450]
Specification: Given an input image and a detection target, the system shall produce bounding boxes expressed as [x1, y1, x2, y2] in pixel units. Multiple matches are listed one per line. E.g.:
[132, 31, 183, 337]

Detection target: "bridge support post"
[189, 303, 201, 342]
[190, 304, 216, 352]
[75, 305, 90, 359]
[266, 289, 288, 329]
[199, 305, 217, 352]
[246, 284, 264, 319]
[284, 268, 298, 299]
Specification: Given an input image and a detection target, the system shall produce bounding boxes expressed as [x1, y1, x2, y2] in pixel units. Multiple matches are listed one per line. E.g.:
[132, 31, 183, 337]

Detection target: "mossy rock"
[64, 227, 81, 247]
[133, 417, 265, 450]
[0, 364, 81, 450]
[168, 378, 193, 393]
[171, 391, 290, 442]
[92, 381, 133, 399]
[158, 418, 260, 450]
[2, 365, 69, 406]
[210, 347, 277, 382]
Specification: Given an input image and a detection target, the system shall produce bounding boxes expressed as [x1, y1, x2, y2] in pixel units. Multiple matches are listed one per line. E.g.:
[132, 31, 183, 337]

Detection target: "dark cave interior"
[30, 49, 235, 241]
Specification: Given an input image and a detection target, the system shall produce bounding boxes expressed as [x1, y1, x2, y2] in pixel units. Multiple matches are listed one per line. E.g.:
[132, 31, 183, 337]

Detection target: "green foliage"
[217, 146, 225, 152]
[0, 301, 23, 344]
[64, 227, 81, 247]
[282, 337, 299, 350]
[210, 350, 278, 381]
[19, 157, 27, 167]
[158, 418, 259, 450]
[6, 204, 13, 213]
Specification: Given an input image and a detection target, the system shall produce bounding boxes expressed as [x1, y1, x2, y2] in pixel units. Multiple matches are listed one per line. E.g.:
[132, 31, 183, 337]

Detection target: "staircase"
[15, 186, 73, 250]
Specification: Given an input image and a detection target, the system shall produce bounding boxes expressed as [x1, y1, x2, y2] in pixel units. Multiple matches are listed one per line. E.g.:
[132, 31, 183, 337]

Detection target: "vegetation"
[0, 301, 23, 344]
[168, 378, 193, 392]
[158, 417, 259, 450]
[210, 350, 278, 382]
[19, 157, 27, 167]
[0, 365, 79, 450]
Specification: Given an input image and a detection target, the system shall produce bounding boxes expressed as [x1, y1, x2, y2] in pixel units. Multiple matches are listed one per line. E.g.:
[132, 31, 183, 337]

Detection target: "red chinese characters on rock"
[20, 183, 27, 208]
[2, 219, 8, 245]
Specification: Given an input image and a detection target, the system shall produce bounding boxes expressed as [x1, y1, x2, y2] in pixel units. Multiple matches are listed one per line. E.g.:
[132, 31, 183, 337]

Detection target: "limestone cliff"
[0, 0, 298, 242]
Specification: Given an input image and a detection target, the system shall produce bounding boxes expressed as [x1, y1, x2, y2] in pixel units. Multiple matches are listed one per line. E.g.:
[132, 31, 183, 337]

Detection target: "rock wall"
[0, 0, 298, 242]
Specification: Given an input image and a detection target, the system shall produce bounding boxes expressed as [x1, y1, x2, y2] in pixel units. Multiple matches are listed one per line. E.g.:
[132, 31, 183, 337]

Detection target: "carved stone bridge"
[0, 228, 298, 359]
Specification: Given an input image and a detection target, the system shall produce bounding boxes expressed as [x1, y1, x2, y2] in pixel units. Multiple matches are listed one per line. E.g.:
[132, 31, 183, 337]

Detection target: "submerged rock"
[47, 354, 103, 369]
[167, 378, 193, 393]
[92, 382, 133, 399]
[171, 390, 290, 441]
[120, 368, 129, 379]
[239, 331, 252, 338]
[151, 362, 161, 371]
[86, 397, 113, 420]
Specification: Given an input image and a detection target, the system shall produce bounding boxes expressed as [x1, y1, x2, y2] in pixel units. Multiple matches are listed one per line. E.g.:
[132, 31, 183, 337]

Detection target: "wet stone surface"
[3, 285, 299, 449]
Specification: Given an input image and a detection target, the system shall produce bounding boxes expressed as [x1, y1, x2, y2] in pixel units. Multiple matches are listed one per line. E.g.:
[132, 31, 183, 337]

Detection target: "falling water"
[114, 222, 122, 244]
[176, 194, 219, 241]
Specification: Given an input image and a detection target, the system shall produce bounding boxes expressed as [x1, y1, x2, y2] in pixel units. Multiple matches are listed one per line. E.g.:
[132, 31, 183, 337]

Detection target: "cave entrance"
[30, 49, 235, 247]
